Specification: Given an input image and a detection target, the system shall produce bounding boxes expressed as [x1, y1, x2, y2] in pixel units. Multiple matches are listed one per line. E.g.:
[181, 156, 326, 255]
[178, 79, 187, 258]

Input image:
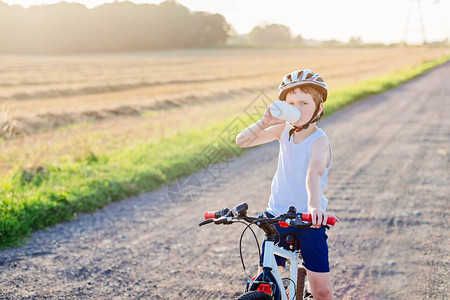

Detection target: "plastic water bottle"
[269, 100, 301, 123]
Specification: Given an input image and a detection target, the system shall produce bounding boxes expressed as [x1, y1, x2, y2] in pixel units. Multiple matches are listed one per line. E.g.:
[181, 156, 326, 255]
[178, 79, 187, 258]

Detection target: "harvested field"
[0, 47, 448, 176]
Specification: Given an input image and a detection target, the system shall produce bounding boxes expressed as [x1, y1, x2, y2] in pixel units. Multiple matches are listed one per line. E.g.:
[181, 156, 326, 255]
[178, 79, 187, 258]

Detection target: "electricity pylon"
[403, 0, 427, 44]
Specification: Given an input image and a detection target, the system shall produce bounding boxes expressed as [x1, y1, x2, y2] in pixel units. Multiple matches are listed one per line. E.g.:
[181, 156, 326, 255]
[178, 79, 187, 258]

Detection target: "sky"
[2, 0, 449, 44]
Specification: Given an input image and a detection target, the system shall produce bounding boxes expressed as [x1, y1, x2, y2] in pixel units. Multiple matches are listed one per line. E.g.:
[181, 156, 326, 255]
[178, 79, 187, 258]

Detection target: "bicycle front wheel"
[237, 291, 272, 300]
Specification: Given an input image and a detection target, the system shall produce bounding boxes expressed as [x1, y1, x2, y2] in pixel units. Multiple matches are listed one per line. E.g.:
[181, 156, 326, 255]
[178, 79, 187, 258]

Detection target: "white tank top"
[266, 122, 333, 216]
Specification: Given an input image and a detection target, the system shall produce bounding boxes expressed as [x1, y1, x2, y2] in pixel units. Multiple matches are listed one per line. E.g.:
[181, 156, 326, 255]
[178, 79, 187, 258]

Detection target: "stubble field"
[1, 46, 448, 177]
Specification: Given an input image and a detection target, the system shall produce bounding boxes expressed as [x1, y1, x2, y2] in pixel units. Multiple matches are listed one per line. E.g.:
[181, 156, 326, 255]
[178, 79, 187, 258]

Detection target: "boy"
[236, 69, 336, 300]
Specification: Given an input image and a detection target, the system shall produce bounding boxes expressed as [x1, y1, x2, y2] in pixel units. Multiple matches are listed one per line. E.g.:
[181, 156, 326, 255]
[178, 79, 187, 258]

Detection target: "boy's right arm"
[235, 106, 286, 148]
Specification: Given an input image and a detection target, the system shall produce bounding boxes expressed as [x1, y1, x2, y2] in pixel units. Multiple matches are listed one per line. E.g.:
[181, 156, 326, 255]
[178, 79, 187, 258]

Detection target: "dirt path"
[1, 62, 449, 299]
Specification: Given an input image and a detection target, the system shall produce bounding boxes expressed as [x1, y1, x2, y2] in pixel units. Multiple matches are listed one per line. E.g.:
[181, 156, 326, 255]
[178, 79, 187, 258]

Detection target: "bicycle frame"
[201, 203, 337, 300]
[251, 240, 305, 300]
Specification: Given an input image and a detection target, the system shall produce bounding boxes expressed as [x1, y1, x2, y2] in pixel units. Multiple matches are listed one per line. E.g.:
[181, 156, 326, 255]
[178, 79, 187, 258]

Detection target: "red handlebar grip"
[326, 216, 337, 226]
[301, 214, 312, 222]
[302, 214, 337, 226]
[204, 212, 216, 219]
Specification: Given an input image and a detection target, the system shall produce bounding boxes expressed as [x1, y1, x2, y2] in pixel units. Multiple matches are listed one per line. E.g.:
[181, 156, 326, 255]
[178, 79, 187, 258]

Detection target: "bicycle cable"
[236, 220, 260, 279]
[237, 218, 281, 280]
[281, 277, 297, 300]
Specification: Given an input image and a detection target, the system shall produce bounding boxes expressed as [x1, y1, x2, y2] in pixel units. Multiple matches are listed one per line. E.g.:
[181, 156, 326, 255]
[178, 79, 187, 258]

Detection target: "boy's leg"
[305, 269, 334, 300]
[295, 227, 333, 299]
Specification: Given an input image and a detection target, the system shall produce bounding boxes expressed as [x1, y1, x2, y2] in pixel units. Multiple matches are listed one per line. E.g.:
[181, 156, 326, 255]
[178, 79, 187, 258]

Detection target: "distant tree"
[151, 0, 198, 48]
[192, 12, 231, 46]
[348, 36, 363, 45]
[248, 23, 292, 45]
[294, 34, 304, 44]
[0, 0, 232, 54]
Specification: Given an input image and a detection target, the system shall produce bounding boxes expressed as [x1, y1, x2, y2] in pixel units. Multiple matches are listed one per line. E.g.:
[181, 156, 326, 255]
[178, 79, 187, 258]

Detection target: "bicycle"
[199, 203, 337, 300]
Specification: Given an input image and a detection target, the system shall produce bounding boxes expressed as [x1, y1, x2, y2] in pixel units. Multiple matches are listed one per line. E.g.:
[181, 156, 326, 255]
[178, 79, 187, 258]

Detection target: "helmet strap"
[288, 105, 321, 141]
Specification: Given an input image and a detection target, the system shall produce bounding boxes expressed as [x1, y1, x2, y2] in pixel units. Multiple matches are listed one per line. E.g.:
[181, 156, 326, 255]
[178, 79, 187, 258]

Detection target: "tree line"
[1, 0, 425, 54]
[0, 0, 231, 54]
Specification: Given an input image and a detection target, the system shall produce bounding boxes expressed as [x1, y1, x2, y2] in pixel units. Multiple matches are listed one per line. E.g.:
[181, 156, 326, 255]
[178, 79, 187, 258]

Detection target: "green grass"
[1, 54, 448, 249]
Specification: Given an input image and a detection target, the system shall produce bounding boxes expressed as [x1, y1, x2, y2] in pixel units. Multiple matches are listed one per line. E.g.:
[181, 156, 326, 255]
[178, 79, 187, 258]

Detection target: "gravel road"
[1, 62, 449, 299]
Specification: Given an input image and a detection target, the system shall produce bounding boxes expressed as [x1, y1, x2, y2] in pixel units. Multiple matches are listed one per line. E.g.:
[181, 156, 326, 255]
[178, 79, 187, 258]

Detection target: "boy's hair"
[297, 86, 324, 123]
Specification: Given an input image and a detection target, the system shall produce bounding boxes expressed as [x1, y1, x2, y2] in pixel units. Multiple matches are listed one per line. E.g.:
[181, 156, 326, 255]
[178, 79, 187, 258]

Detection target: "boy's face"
[285, 87, 323, 127]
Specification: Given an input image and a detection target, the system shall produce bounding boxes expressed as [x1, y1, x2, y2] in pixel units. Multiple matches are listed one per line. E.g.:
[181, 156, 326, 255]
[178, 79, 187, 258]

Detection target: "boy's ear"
[318, 102, 324, 115]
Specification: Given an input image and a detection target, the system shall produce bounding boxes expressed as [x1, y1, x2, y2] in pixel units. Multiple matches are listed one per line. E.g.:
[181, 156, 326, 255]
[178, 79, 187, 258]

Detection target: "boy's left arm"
[306, 137, 329, 228]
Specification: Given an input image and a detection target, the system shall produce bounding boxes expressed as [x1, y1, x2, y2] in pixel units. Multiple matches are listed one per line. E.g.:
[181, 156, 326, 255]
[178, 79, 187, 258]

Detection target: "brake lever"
[214, 216, 233, 225]
[199, 219, 214, 226]
[289, 218, 312, 229]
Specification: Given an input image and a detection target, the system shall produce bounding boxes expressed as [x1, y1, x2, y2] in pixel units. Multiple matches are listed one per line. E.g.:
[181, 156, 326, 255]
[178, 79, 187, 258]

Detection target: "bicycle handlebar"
[202, 203, 338, 228]
[200, 203, 339, 282]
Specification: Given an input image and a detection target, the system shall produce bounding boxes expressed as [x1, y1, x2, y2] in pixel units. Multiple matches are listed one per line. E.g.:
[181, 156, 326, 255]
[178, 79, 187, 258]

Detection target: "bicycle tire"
[303, 279, 314, 299]
[296, 268, 306, 298]
[236, 291, 272, 300]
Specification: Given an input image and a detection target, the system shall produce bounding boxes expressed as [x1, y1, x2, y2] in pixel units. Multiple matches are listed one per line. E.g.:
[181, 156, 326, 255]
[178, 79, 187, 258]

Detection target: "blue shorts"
[260, 211, 330, 273]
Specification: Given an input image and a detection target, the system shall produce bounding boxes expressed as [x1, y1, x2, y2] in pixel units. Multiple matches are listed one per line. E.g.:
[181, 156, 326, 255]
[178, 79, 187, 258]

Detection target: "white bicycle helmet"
[278, 69, 328, 102]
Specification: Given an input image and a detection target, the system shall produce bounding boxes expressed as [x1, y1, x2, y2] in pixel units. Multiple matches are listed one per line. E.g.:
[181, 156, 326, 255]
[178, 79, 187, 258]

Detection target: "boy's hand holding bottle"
[261, 100, 301, 128]
[261, 100, 301, 127]
[260, 106, 285, 128]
